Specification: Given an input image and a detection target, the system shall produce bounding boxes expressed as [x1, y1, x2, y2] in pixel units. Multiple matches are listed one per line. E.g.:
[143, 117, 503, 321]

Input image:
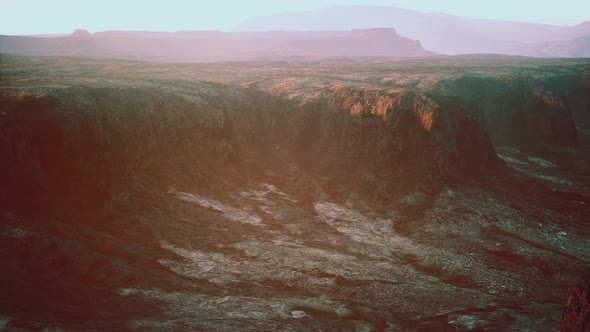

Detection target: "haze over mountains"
[0, 5, 588, 61]
[235, 6, 590, 57]
[0, 28, 433, 62]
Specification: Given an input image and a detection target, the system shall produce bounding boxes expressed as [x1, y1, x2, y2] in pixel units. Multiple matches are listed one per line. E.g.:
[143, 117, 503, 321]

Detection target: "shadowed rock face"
[269, 85, 499, 187]
[437, 76, 580, 152]
[0, 82, 499, 215]
[0, 84, 257, 214]
[559, 278, 590, 332]
[557, 76, 590, 130]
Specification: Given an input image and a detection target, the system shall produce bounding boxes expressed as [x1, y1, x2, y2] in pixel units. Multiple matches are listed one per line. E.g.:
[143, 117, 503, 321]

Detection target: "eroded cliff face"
[559, 278, 590, 332]
[437, 76, 580, 152]
[0, 84, 260, 214]
[0, 81, 503, 216]
[269, 85, 499, 187]
[556, 75, 590, 130]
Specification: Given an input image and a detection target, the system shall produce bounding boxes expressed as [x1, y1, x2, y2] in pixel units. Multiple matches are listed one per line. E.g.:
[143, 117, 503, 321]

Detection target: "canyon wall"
[1, 56, 588, 217]
[0, 83, 500, 215]
[436, 76, 582, 152]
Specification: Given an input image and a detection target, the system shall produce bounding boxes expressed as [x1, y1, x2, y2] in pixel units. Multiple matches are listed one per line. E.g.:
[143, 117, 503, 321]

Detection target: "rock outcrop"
[267, 84, 499, 188]
[559, 278, 590, 332]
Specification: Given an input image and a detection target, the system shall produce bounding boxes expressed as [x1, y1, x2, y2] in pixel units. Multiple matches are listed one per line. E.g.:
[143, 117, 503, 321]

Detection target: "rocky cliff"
[267, 84, 499, 187]
[2, 55, 589, 215]
[436, 76, 580, 152]
[0, 81, 499, 216]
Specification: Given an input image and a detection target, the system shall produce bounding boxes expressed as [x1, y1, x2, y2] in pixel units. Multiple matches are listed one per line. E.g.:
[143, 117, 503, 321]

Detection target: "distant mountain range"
[235, 6, 590, 57]
[0, 28, 434, 62]
[1, 6, 588, 60]
[505, 34, 590, 58]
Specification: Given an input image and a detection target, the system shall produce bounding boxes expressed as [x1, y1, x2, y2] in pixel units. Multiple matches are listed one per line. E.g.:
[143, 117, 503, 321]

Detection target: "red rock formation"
[559, 278, 590, 332]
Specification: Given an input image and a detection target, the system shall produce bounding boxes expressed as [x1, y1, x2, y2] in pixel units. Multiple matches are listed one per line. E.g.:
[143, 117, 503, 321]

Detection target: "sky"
[1, 0, 589, 35]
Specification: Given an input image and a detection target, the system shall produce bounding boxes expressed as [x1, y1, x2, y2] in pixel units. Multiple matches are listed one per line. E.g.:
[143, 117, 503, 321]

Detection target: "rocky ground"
[1, 55, 589, 331]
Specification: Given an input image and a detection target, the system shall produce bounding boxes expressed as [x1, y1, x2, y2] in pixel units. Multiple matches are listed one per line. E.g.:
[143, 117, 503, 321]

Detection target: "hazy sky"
[1, 0, 589, 35]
